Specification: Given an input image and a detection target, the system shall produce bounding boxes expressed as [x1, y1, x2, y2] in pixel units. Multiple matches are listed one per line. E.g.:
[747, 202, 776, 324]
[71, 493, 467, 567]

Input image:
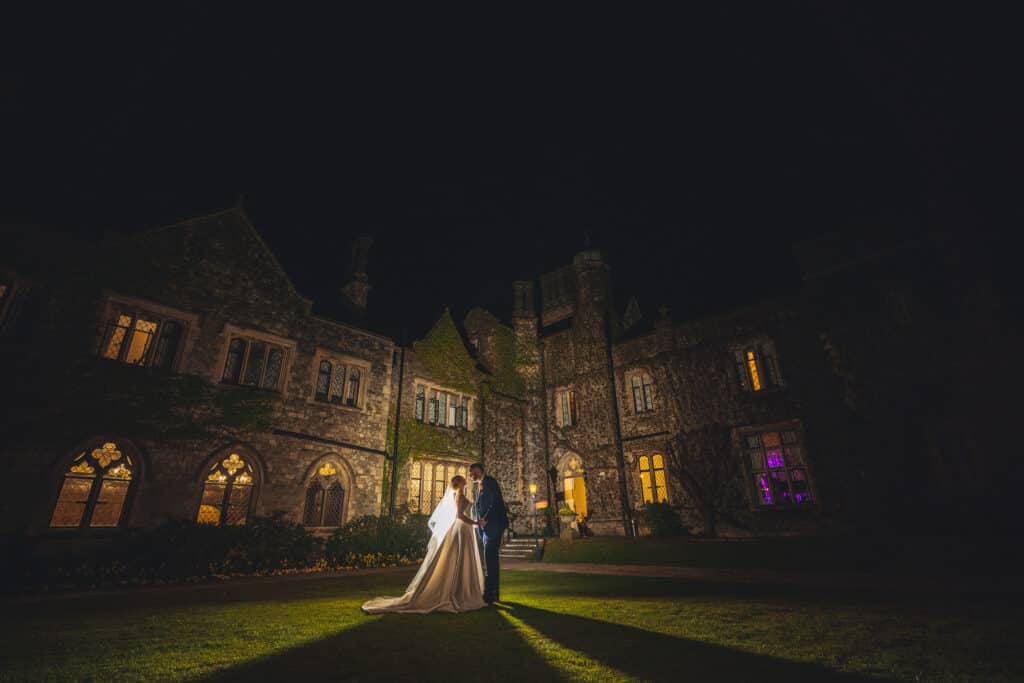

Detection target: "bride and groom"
[362, 463, 508, 614]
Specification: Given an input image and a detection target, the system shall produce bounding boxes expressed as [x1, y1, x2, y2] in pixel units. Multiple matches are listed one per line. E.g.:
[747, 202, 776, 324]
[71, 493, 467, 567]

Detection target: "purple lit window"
[746, 428, 812, 507]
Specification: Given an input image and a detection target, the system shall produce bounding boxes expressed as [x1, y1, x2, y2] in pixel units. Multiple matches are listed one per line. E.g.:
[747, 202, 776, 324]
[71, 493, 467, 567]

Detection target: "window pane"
[89, 478, 130, 527]
[762, 432, 781, 448]
[784, 446, 802, 465]
[124, 318, 158, 365]
[329, 365, 346, 404]
[643, 377, 654, 411]
[415, 387, 425, 421]
[101, 315, 132, 360]
[316, 360, 332, 401]
[745, 434, 761, 449]
[640, 471, 653, 503]
[263, 347, 284, 390]
[438, 392, 448, 426]
[303, 484, 324, 526]
[324, 483, 345, 526]
[766, 448, 785, 469]
[781, 430, 798, 444]
[198, 482, 226, 524]
[790, 469, 812, 504]
[746, 350, 762, 391]
[770, 471, 791, 505]
[222, 339, 246, 384]
[242, 342, 266, 386]
[153, 321, 182, 370]
[654, 468, 668, 503]
[755, 474, 773, 505]
[749, 448, 766, 470]
[632, 384, 643, 412]
[50, 476, 93, 527]
[652, 454, 664, 469]
[226, 483, 253, 525]
[346, 368, 360, 406]
[638, 455, 650, 472]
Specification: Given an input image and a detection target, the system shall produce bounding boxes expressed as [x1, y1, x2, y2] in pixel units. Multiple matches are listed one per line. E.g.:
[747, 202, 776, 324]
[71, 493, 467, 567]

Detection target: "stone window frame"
[44, 437, 144, 534]
[216, 324, 296, 394]
[95, 292, 199, 372]
[412, 378, 474, 431]
[624, 368, 657, 415]
[300, 454, 355, 529]
[553, 386, 578, 428]
[729, 337, 784, 393]
[736, 420, 817, 510]
[308, 349, 371, 411]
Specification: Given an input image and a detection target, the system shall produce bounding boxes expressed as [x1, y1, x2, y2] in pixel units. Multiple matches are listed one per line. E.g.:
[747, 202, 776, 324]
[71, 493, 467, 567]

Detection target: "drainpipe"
[388, 331, 406, 517]
[605, 313, 634, 536]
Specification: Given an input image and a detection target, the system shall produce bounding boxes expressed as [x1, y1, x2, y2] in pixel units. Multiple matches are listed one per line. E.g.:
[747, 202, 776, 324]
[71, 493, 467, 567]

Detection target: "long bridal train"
[361, 484, 486, 614]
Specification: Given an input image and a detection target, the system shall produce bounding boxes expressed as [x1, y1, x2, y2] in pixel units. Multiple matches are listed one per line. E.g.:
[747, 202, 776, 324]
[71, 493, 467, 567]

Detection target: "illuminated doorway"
[560, 453, 588, 521]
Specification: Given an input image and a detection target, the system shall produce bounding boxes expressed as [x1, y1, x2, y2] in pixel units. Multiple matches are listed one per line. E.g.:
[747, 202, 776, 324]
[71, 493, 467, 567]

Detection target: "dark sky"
[2, 5, 1015, 338]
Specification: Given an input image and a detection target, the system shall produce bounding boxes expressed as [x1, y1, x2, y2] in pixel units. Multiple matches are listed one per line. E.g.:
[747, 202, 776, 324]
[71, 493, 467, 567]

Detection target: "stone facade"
[1, 211, 1013, 539]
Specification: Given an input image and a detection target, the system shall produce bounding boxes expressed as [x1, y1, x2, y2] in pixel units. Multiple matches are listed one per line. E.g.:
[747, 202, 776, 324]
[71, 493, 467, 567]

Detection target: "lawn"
[542, 535, 1024, 576]
[1, 569, 1020, 682]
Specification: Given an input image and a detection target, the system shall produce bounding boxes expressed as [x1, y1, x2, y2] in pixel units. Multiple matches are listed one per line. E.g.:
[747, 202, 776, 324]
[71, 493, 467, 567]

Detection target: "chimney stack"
[341, 235, 373, 315]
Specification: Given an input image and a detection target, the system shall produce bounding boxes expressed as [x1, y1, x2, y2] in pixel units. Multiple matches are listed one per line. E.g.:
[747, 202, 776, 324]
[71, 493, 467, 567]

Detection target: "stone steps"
[499, 537, 544, 561]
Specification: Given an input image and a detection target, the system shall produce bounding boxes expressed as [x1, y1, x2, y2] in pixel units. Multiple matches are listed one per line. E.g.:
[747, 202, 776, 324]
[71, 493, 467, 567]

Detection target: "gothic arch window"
[303, 461, 347, 527]
[50, 441, 136, 529]
[197, 452, 257, 526]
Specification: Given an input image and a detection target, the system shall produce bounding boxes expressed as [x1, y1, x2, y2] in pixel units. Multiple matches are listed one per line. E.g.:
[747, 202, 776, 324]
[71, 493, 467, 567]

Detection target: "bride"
[362, 474, 486, 614]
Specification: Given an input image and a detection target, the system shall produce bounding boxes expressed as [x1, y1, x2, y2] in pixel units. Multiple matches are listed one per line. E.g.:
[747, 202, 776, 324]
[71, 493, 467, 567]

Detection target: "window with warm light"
[222, 337, 286, 391]
[313, 356, 366, 408]
[414, 383, 471, 429]
[197, 453, 256, 525]
[50, 441, 135, 529]
[99, 308, 185, 370]
[302, 462, 346, 527]
[744, 428, 812, 506]
[556, 388, 578, 427]
[407, 459, 468, 514]
[733, 343, 782, 392]
[638, 454, 668, 503]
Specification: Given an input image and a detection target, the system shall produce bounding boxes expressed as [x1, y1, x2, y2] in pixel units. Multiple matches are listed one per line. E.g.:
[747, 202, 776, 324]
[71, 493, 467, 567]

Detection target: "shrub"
[325, 512, 430, 567]
[641, 502, 685, 537]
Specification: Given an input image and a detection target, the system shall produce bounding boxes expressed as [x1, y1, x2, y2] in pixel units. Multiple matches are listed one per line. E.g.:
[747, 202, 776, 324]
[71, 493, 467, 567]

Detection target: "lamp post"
[529, 483, 539, 553]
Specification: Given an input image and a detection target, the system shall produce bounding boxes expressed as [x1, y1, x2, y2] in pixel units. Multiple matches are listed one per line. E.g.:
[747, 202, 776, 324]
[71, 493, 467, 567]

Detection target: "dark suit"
[474, 474, 507, 602]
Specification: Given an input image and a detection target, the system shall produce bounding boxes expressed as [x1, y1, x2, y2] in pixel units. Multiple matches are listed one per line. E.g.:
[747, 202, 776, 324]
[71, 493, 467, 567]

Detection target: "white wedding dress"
[362, 487, 486, 614]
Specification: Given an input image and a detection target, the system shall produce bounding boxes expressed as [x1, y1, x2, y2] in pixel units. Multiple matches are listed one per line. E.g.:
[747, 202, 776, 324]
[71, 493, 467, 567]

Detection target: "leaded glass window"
[222, 338, 287, 391]
[302, 461, 346, 527]
[405, 459, 469, 514]
[557, 389, 577, 427]
[346, 368, 360, 407]
[630, 373, 655, 413]
[745, 428, 812, 506]
[315, 360, 332, 401]
[100, 307, 185, 370]
[50, 441, 135, 529]
[734, 343, 783, 393]
[329, 364, 346, 404]
[638, 454, 668, 503]
[415, 386, 425, 421]
[197, 453, 256, 526]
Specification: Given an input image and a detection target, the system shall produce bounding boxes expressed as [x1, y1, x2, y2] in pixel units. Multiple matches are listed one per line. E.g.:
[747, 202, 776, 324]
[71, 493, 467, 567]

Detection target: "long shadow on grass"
[499, 602, 897, 682]
[196, 606, 568, 682]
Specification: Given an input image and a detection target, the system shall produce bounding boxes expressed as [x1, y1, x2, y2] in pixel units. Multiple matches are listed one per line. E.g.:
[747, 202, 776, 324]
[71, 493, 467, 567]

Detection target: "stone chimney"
[341, 235, 373, 315]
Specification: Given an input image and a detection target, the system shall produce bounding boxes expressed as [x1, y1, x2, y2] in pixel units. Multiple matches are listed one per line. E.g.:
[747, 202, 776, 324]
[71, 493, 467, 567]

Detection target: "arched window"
[315, 360, 332, 401]
[303, 461, 346, 527]
[197, 452, 256, 526]
[50, 441, 135, 528]
[346, 368, 361, 407]
[639, 454, 668, 503]
[222, 338, 245, 384]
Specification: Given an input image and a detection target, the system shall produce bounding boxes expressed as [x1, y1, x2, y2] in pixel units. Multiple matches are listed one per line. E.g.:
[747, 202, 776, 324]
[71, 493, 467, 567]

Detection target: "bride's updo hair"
[450, 474, 466, 489]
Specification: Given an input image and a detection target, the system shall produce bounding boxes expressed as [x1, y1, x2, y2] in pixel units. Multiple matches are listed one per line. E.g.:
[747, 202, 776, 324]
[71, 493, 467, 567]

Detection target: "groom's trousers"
[481, 529, 502, 601]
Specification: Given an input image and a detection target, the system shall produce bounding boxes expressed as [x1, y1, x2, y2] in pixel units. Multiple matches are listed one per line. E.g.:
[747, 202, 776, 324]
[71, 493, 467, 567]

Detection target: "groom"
[469, 462, 507, 604]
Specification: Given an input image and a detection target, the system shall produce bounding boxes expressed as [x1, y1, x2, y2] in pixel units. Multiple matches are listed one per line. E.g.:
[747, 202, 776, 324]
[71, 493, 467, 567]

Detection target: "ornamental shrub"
[641, 502, 685, 537]
[325, 512, 430, 565]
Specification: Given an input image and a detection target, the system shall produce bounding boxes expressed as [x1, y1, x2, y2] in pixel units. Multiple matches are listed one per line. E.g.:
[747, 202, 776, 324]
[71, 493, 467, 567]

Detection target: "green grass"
[1, 570, 1020, 682]
[542, 535, 1023, 575]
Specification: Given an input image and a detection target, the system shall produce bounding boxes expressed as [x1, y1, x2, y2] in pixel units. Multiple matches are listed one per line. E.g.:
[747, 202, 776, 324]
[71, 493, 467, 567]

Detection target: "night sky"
[2, 6, 1014, 339]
